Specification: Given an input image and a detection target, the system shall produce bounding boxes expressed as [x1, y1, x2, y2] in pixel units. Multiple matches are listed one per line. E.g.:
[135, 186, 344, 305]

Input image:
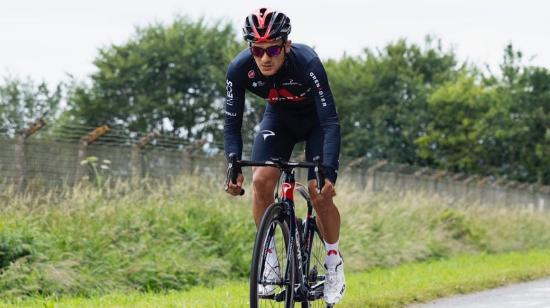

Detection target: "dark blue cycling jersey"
[224, 43, 341, 182]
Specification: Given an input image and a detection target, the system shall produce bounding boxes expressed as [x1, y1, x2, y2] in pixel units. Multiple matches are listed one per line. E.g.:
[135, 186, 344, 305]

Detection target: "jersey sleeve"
[223, 61, 246, 162]
[306, 57, 341, 183]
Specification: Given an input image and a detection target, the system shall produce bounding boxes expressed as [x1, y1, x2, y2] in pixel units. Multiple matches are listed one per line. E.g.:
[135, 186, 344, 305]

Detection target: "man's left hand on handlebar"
[308, 179, 337, 200]
[226, 173, 244, 196]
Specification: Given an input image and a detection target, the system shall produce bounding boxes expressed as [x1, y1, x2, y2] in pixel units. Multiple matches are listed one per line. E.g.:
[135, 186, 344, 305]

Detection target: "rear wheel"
[301, 220, 327, 308]
[250, 203, 295, 308]
[294, 185, 328, 308]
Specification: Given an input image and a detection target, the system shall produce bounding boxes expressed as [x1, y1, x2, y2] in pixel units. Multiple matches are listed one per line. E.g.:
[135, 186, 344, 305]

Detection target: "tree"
[325, 37, 458, 164]
[415, 72, 488, 173]
[67, 17, 242, 143]
[481, 45, 550, 184]
[416, 44, 550, 184]
[0, 76, 62, 136]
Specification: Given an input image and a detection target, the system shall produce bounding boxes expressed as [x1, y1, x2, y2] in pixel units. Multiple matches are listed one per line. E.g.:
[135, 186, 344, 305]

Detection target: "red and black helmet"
[242, 8, 291, 43]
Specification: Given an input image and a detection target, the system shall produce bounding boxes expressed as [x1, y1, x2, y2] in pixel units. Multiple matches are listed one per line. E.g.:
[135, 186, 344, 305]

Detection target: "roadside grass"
[1, 175, 550, 301]
[5, 249, 550, 307]
[347, 249, 550, 307]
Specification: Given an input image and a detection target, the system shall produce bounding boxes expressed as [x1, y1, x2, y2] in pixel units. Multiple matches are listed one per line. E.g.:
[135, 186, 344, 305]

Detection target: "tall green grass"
[1, 176, 550, 300]
[6, 250, 550, 307]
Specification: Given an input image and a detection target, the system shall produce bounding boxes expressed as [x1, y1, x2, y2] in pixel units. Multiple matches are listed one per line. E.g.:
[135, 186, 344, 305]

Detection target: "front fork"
[281, 170, 315, 297]
[280, 171, 305, 293]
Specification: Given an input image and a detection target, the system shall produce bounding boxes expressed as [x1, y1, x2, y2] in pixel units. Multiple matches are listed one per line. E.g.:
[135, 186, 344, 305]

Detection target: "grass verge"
[5, 249, 550, 307]
[2, 175, 550, 300]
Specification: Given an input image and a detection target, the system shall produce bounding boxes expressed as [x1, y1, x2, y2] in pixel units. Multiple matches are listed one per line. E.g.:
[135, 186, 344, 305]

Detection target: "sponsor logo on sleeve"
[226, 80, 233, 99]
[309, 72, 327, 107]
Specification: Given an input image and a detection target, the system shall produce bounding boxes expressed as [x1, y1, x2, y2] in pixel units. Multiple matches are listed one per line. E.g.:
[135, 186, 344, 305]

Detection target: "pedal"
[258, 293, 275, 300]
[273, 290, 286, 302]
[308, 282, 325, 301]
[308, 267, 318, 283]
[292, 285, 308, 302]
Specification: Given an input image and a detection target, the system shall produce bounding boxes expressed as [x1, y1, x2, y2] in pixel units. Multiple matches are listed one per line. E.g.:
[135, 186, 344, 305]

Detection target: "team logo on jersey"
[261, 130, 275, 140]
[282, 79, 302, 87]
[248, 70, 255, 79]
[252, 81, 265, 88]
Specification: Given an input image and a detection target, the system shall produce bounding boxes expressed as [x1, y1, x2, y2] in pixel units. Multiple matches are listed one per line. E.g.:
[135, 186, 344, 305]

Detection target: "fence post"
[540, 186, 550, 211]
[430, 170, 447, 199]
[183, 139, 206, 175]
[131, 131, 159, 183]
[366, 160, 387, 192]
[75, 125, 110, 183]
[14, 118, 46, 192]
[345, 157, 367, 189]
[14, 134, 25, 192]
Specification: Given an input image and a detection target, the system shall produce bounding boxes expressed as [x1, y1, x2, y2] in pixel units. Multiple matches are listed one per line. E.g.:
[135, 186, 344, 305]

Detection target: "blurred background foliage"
[0, 17, 548, 184]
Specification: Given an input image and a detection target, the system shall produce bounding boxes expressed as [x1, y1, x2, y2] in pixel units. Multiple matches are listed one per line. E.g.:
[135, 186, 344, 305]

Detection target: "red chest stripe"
[268, 88, 307, 103]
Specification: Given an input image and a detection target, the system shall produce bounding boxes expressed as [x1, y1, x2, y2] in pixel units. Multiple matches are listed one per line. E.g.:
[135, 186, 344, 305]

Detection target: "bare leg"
[252, 167, 281, 227]
[308, 179, 340, 244]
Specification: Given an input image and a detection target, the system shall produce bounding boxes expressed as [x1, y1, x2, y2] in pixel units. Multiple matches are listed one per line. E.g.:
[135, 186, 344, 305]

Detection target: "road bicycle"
[226, 153, 334, 308]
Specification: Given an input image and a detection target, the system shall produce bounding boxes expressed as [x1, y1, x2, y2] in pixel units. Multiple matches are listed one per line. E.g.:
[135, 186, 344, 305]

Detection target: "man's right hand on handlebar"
[226, 173, 244, 196]
[225, 153, 245, 196]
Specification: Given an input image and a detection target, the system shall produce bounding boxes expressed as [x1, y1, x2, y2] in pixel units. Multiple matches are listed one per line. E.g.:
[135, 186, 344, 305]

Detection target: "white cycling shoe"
[324, 260, 346, 304]
[258, 250, 281, 296]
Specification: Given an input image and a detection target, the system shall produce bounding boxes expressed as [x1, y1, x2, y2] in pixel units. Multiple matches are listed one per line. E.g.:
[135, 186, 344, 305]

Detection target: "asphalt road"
[410, 278, 550, 308]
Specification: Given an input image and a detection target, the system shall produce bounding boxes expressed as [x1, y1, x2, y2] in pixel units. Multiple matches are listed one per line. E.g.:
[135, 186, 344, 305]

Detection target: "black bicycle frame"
[225, 153, 326, 300]
[278, 168, 324, 301]
[280, 170, 306, 294]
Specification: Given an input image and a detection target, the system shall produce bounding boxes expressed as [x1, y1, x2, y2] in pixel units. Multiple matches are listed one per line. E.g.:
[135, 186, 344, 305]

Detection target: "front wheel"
[250, 203, 295, 308]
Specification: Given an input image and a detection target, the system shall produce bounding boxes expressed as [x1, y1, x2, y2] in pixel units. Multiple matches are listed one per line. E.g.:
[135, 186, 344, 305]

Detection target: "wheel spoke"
[304, 221, 326, 307]
[251, 204, 294, 308]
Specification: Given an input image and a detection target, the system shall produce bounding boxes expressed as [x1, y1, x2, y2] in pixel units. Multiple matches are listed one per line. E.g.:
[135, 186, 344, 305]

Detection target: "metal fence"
[343, 160, 549, 211]
[1, 121, 548, 209]
[0, 123, 229, 190]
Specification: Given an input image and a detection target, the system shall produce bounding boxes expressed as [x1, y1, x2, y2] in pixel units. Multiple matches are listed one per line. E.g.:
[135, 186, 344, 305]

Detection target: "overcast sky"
[1, 0, 549, 85]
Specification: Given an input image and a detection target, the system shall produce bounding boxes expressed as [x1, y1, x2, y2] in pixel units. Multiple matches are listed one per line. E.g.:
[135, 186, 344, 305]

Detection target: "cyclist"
[224, 8, 346, 304]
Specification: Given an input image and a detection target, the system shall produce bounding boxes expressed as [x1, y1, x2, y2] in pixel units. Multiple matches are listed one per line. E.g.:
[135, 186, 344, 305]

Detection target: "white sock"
[266, 237, 279, 269]
[324, 240, 342, 269]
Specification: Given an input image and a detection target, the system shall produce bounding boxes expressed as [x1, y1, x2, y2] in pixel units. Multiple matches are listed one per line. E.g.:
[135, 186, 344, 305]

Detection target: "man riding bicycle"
[224, 8, 346, 304]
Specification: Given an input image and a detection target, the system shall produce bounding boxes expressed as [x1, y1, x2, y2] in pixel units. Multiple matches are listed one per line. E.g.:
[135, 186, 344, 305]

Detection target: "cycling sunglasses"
[250, 44, 284, 58]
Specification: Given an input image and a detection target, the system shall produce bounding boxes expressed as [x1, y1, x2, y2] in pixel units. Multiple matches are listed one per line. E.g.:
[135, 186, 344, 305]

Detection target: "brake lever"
[313, 156, 325, 194]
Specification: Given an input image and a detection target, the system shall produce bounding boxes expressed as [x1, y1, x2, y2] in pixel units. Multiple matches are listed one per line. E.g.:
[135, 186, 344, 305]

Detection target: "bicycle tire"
[294, 185, 329, 307]
[250, 202, 295, 308]
[301, 220, 327, 308]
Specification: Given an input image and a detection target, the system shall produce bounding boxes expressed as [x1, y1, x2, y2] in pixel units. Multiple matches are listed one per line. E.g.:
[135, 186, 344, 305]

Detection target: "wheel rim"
[307, 224, 326, 307]
[256, 218, 293, 307]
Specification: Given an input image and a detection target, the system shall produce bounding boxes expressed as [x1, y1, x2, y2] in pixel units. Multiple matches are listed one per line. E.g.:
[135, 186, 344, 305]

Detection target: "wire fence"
[1, 119, 548, 209]
[342, 159, 549, 211]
